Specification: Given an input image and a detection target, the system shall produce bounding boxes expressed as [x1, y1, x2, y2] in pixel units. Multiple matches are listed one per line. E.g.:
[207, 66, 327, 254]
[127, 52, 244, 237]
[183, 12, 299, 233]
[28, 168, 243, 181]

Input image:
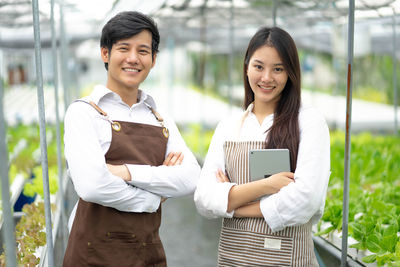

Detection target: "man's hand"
[160, 152, 184, 204]
[106, 164, 131, 182]
[163, 152, 183, 166]
[107, 151, 184, 182]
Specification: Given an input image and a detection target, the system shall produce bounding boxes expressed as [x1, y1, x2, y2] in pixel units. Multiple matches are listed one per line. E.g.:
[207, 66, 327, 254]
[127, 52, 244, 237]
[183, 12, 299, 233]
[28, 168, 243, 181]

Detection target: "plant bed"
[315, 132, 400, 266]
[0, 123, 64, 266]
[313, 235, 367, 267]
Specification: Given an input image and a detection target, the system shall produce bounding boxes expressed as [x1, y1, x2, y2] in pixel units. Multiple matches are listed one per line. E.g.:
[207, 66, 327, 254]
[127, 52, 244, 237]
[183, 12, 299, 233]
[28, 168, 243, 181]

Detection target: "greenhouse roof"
[0, 0, 399, 55]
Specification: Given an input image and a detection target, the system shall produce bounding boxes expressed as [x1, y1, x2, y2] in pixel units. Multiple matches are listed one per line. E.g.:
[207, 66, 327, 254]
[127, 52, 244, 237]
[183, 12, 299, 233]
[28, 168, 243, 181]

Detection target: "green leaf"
[384, 224, 398, 237]
[365, 219, 377, 234]
[395, 242, 400, 259]
[350, 222, 364, 240]
[366, 234, 382, 253]
[349, 242, 365, 250]
[362, 254, 377, 263]
[381, 234, 398, 253]
[314, 226, 335, 236]
[376, 252, 395, 266]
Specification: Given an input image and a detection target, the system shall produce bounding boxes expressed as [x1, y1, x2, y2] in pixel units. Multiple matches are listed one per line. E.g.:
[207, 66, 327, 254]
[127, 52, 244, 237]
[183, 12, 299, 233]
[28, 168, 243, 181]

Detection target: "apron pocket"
[219, 227, 293, 266]
[107, 231, 138, 242]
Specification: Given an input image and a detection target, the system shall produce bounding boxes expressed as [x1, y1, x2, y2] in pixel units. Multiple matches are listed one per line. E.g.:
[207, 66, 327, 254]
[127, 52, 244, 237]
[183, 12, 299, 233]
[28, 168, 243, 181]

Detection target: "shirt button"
[107, 232, 110, 237]
[142, 242, 147, 247]
[131, 234, 136, 238]
[88, 242, 91, 247]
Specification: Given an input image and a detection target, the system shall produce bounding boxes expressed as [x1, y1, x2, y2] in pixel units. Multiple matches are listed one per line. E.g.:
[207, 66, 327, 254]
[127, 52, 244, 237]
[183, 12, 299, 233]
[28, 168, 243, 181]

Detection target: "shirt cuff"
[260, 195, 284, 232]
[216, 182, 236, 218]
[141, 192, 161, 213]
[126, 164, 152, 187]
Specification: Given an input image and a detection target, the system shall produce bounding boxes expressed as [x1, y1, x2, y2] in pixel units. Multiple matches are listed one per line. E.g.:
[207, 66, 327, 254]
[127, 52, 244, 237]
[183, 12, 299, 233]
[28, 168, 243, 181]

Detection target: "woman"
[194, 27, 330, 266]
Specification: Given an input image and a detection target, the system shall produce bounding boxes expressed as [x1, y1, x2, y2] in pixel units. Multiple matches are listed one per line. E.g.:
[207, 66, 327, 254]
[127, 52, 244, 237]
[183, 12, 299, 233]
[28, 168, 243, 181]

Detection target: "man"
[63, 11, 200, 267]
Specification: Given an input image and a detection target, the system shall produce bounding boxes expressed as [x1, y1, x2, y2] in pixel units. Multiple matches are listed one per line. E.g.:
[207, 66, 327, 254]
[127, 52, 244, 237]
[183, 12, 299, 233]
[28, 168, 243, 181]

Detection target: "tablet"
[249, 149, 290, 181]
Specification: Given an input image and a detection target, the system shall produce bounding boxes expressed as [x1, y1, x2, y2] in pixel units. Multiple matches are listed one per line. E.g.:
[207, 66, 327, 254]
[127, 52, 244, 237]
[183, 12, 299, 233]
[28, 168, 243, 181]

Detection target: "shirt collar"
[243, 102, 274, 126]
[87, 84, 157, 109]
[246, 102, 254, 113]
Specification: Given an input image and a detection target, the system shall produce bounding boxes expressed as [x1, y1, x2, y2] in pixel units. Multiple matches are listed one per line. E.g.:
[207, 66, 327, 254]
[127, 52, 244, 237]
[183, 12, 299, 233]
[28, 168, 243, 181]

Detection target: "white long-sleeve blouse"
[194, 104, 330, 232]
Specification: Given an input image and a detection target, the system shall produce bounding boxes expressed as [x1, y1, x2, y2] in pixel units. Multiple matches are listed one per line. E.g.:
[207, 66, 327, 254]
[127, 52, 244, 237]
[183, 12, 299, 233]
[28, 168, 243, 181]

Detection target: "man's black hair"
[100, 11, 160, 70]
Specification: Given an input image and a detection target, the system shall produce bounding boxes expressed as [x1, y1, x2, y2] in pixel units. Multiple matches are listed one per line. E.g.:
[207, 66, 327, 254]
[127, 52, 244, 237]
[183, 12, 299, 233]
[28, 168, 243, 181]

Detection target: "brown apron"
[218, 141, 318, 267]
[63, 101, 168, 267]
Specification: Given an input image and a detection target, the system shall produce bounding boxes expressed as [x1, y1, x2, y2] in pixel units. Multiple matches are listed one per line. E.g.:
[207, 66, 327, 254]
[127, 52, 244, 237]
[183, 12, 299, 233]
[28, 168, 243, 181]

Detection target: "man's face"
[101, 30, 156, 92]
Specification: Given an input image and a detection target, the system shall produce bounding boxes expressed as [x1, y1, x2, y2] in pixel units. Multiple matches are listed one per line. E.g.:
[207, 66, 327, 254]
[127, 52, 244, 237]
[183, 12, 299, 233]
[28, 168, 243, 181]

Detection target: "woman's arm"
[216, 170, 294, 213]
[260, 108, 331, 232]
[194, 120, 237, 219]
[195, 116, 294, 218]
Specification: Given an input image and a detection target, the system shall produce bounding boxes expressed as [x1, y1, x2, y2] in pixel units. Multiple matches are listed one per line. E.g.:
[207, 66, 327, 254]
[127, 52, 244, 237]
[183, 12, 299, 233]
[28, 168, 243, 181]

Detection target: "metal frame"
[341, 0, 355, 266]
[0, 62, 17, 267]
[32, 0, 55, 265]
[50, 0, 68, 253]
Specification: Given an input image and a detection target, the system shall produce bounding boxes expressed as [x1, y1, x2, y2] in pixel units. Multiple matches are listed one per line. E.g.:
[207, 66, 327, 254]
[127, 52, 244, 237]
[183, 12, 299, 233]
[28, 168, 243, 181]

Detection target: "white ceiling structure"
[0, 0, 399, 56]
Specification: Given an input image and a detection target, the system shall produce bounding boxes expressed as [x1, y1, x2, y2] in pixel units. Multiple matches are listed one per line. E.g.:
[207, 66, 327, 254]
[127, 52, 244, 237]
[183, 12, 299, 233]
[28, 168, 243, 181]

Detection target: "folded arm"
[234, 201, 263, 218]
[216, 170, 294, 213]
[124, 118, 201, 198]
[194, 119, 293, 218]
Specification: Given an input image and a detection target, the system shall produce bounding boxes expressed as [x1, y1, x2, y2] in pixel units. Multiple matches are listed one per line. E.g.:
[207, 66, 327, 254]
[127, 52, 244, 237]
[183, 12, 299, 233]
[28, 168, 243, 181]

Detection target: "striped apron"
[218, 140, 318, 267]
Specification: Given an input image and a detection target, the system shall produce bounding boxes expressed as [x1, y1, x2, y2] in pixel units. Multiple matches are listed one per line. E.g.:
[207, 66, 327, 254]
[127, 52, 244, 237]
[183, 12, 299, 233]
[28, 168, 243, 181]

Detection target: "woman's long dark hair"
[243, 27, 301, 171]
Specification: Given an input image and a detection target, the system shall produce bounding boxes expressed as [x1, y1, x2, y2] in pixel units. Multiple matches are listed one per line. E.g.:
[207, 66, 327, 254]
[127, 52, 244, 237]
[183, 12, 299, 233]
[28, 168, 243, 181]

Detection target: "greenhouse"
[0, 0, 399, 266]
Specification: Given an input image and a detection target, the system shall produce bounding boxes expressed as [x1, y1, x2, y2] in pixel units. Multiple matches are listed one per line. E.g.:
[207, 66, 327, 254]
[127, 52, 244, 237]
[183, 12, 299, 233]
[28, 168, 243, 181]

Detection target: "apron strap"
[75, 100, 119, 130]
[75, 100, 108, 116]
[74, 99, 169, 136]
[236, 103, 254, 139]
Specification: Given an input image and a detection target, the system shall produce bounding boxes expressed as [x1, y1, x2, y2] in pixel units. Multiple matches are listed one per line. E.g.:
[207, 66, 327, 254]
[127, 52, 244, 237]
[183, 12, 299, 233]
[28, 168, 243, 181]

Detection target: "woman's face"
[247, 45, 288, 109]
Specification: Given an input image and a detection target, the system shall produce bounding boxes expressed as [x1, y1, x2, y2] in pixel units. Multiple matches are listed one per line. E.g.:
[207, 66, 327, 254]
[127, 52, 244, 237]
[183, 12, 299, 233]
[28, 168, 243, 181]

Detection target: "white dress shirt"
[194, 104, 330, 232]
[65, 85, 200, 229]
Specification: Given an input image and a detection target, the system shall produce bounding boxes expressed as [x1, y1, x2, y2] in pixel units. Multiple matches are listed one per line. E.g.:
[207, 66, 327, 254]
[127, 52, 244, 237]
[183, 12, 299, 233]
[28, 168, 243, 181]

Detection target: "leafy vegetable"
[318, 131, 400, 265]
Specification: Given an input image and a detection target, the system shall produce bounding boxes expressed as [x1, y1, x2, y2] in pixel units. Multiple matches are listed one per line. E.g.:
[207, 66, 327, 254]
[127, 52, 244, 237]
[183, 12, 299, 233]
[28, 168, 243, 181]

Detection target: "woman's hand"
[234, 201, 263, 218]
[265, 172, 295, 194]
[216, 169, 230, 183]
[106, 164, 131, 181]
[163, 152, 184, 166]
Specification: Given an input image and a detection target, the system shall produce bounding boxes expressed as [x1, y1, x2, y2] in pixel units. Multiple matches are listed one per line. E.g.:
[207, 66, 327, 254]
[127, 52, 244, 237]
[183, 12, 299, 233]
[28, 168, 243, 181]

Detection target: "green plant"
[0, 202, 55, 267]
[316, 131, 400, 266]
[1, 123, 63, 207]
[23, 165, 59, 198]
